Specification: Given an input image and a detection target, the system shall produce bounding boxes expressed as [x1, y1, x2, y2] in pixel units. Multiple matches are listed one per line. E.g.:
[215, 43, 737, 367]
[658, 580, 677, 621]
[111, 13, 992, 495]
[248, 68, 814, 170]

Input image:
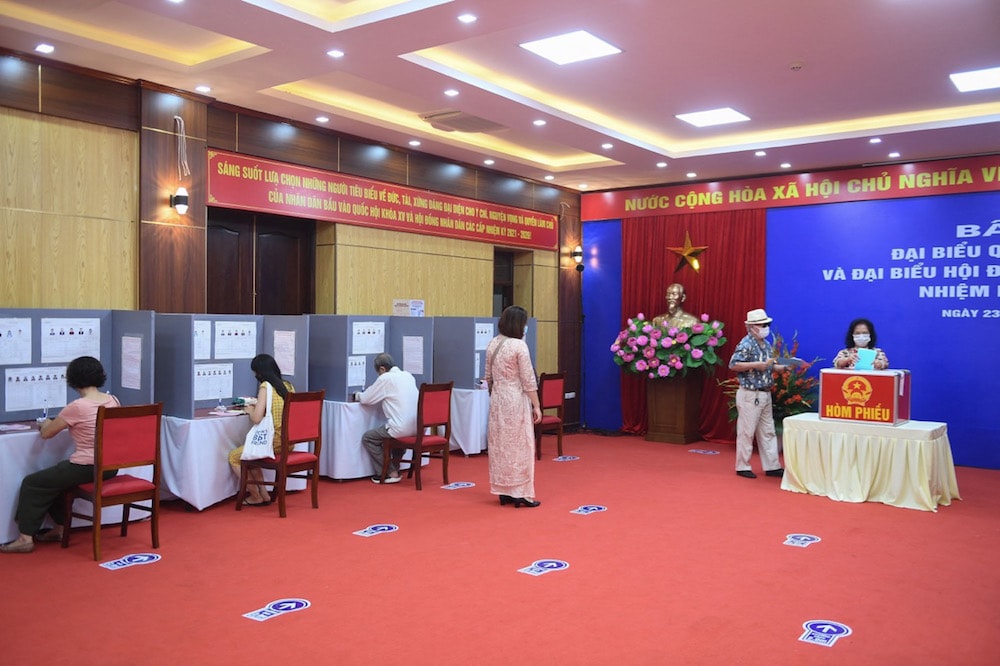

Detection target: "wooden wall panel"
[0, 53, 39, 113]
[0, 109, 137, 309]
[407, 154, 477, 198]
[42, 119, 137, 219]
[140, 223, 205, 313]
[41, 67, 136, 131]
[477, 171, 536, 210]
[231, 115, 339, 172]
[339, 138, 408, 184]
[207, 106, 237, 152]
[335, 225, 491, 316]
[0, 107, 42, 210]
[315, 221, 336, 313]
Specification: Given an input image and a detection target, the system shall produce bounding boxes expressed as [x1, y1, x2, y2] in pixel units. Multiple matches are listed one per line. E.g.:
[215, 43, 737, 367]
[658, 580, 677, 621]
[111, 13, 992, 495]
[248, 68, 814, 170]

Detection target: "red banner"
[582, 155, 1000, 221]
[207, 150, 558, 250]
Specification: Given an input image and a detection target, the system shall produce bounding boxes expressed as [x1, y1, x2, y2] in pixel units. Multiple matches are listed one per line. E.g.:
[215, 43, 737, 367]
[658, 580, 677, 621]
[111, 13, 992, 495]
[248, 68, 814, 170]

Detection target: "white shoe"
[372, 475, 401, 484]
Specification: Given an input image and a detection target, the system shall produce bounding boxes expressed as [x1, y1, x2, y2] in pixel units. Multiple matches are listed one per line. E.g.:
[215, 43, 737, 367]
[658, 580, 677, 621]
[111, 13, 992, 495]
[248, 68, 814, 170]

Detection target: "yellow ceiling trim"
[270, 80, 619, 170]
[0, 1, 259, 66]
[405, 46, 1000, 158]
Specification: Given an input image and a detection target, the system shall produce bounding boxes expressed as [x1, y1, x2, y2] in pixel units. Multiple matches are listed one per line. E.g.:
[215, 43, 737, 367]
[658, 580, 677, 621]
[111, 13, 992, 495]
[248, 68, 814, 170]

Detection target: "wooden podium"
[646, 376, 703, 443]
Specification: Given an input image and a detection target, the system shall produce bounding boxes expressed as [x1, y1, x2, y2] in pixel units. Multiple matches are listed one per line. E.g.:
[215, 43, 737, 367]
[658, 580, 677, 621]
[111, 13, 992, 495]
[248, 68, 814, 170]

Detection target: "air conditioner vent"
[419, 109, 507, 133]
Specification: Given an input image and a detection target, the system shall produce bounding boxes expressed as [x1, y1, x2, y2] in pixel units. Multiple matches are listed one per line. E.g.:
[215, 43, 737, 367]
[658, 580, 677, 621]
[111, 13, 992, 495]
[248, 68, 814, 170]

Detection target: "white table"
[160, 409, 306, 510]
[450, 388, 490, 455]
[780, 413, 961, 511]
[0, 424, 151, 543]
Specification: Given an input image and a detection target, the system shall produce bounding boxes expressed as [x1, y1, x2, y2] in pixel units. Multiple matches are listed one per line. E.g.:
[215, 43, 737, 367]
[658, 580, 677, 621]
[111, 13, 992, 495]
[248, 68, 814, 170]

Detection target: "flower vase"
[645, 376, 704, 444]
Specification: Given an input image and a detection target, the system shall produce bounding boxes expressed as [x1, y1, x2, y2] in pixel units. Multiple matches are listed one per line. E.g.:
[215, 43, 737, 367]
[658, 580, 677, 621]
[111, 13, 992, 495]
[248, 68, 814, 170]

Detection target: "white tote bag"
[240, 382, 276, 460]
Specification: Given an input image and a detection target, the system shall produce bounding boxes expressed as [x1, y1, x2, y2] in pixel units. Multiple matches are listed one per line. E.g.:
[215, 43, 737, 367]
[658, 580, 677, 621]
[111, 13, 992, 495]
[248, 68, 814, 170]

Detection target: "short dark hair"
[373, 353, 395, 372]
[66, 356, 106, 389]
[498, 305, 528, 339]
[845, 318, 878, 349]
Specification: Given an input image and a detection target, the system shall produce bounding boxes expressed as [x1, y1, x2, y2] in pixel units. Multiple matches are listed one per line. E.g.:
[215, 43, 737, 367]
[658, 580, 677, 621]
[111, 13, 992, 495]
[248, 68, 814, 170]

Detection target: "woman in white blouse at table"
[1, 356, 120, 554]
[833, 318, 889, 370]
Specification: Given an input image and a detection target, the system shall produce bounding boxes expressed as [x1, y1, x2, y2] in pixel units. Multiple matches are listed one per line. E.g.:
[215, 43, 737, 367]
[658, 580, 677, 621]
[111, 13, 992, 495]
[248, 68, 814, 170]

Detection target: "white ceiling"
[2, 0, 999, 192]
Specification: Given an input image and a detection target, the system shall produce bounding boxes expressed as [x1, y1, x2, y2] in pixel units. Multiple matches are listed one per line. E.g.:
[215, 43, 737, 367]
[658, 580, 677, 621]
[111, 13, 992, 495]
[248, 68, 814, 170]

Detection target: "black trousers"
[14, 460, 116, 536]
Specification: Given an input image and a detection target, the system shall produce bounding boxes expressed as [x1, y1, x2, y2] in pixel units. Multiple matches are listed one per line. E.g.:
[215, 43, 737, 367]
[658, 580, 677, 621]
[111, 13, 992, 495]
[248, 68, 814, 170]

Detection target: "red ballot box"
[819, 368, 911, 426]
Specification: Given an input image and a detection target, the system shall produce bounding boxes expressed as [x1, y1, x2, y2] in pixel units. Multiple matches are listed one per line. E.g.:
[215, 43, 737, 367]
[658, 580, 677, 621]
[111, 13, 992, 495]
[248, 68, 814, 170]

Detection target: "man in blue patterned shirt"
[728, 309, 784, 479]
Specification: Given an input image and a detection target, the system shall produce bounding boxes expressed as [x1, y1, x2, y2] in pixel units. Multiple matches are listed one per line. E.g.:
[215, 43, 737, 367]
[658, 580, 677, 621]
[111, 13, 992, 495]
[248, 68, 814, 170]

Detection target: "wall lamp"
[571, 245, 584, 272]
[170, 187, 189, 215]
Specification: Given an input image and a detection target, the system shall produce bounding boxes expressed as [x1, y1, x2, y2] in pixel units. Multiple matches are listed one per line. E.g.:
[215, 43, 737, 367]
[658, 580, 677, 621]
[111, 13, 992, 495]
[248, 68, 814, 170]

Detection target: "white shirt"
[357, 366, 419, 437]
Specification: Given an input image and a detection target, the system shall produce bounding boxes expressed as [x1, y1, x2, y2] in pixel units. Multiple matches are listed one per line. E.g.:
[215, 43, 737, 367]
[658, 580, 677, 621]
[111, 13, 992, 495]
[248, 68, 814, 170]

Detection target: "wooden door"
[207, 209, 315, 315]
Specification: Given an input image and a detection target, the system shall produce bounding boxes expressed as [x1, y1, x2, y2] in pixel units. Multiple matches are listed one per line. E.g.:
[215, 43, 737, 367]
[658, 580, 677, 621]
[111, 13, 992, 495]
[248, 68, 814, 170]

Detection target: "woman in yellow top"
[228, 354, 294, 505]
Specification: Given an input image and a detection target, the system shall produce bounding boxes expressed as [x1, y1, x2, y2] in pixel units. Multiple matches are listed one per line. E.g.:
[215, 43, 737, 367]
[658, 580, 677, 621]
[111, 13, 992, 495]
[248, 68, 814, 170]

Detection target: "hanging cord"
[173, 115, 191, 180]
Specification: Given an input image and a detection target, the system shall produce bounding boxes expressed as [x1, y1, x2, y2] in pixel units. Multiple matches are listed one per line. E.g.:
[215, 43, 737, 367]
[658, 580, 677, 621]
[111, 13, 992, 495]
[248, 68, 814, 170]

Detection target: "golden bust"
[652, 283, 698, 329]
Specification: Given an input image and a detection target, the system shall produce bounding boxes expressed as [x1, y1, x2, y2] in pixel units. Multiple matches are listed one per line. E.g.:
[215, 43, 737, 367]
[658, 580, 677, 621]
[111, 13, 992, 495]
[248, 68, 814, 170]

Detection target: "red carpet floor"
[3, 432, 998, 665]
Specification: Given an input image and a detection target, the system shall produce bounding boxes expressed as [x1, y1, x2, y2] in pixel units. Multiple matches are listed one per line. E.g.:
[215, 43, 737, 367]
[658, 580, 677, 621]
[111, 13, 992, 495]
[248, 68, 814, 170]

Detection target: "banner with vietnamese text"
[581, 155, 1000, 221]
[207, 150, 558, 251]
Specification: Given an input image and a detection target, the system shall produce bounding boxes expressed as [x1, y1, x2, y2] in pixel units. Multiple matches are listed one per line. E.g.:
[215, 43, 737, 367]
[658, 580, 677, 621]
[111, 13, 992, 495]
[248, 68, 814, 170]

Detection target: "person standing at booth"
[728, 309, 784, 480]
[833, 318, 889, 369]
[229, 354, 294, 505]
[357, 353, 418, 484]
[485, 305, 543, 507]
[2, 356, 120, 554]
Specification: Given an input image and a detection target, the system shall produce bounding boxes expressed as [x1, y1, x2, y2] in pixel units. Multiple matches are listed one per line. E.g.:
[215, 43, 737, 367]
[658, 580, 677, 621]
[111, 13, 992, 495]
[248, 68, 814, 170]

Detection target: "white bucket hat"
[744, 308, 773, 325]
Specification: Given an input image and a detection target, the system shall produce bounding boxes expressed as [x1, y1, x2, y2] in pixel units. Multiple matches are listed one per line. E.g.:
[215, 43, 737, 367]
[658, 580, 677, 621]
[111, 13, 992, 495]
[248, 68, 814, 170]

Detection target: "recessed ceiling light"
[520, 30, 621, 66]
[869, 137, 882, 144]
[457, 13, 477, 24]
[408, 140, 421, 147]
[676, 107, 751, 128]
[195, 85, 211, 94]
[578, 184, 589, 189]
[754, 150, 767, 157]
[326, 49, 345, 59]
[533, 119, 547, 127]
[35, 43, 54, 54]
[316, 116, 329, 123]
[950, 66, 1000, 92]
[656, 162, 668, 168]
[483, 159, 495, 166]
[444, 89, 459, 97]
[780, 162, 792, 169]
[544, 175, 554, 181]
[888, 151, 901, 159]
[601, 142, 613, 150]
[686, 172, 697, 178]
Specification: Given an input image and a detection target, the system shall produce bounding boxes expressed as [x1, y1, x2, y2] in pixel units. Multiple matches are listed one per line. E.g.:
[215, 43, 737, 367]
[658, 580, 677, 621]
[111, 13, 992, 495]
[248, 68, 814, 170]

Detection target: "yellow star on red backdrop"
[667, 230, 708, 273]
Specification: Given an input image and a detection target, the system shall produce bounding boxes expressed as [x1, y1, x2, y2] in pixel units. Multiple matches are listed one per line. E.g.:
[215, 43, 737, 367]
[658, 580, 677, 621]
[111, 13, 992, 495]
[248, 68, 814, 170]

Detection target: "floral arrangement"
[718, 331, 820, 427]
[610, 313, 727, 379]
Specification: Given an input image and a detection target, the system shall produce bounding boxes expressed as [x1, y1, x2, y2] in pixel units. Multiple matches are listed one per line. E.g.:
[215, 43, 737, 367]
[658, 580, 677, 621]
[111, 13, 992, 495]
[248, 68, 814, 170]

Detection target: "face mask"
[757, 326, 770, 338]
[853, 334, 871, 347]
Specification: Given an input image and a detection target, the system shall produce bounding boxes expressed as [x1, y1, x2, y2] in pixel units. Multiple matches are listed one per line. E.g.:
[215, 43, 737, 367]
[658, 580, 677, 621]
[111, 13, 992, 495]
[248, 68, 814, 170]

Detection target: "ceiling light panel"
[519, 30, 621, 65]
[676, 108, 751, 128]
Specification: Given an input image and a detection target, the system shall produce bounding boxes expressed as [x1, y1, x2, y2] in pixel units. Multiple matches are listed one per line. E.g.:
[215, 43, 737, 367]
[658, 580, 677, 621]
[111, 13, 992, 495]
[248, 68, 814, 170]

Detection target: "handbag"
[240, 382, 276, 460]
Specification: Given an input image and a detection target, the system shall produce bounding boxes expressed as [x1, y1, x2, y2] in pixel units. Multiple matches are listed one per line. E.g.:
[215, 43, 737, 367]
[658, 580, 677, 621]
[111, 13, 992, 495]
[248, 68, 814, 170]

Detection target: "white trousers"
[735, 388, 781, 472]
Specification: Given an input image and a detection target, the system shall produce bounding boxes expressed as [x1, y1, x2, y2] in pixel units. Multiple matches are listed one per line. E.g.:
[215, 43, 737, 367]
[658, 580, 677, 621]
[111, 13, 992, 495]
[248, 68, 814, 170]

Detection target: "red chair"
[380, 382, 453, 490]
[62, 403, 163, 561]
[236, 389, 325, 517]
[535, 373, 565, 460]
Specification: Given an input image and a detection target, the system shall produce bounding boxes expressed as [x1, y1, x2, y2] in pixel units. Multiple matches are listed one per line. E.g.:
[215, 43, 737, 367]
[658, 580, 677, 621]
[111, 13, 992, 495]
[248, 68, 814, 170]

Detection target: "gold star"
[666, 230, 708, 273]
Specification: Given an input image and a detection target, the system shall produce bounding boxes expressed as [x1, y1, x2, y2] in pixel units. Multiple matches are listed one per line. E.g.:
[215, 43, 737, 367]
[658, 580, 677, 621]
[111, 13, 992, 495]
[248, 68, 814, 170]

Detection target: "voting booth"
[819, 368, 911, 426]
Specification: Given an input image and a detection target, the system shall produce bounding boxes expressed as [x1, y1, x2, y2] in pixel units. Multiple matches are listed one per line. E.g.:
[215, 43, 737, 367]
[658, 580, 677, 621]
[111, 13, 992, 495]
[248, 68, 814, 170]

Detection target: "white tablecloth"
[1, 425, 151, 543]
[450, 388, 490, 455]
[780, 413, 961, 511]
[160, 410, 306, 510]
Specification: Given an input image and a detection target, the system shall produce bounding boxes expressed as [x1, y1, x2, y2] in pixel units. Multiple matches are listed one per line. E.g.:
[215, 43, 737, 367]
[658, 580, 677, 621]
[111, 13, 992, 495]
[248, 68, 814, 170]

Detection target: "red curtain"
[619, 209, 766, 441]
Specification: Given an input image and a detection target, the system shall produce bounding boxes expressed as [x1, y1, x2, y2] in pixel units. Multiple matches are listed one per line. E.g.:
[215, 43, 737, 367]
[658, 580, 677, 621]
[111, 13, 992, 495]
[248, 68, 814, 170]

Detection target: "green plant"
[610, 312, 727, 379]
